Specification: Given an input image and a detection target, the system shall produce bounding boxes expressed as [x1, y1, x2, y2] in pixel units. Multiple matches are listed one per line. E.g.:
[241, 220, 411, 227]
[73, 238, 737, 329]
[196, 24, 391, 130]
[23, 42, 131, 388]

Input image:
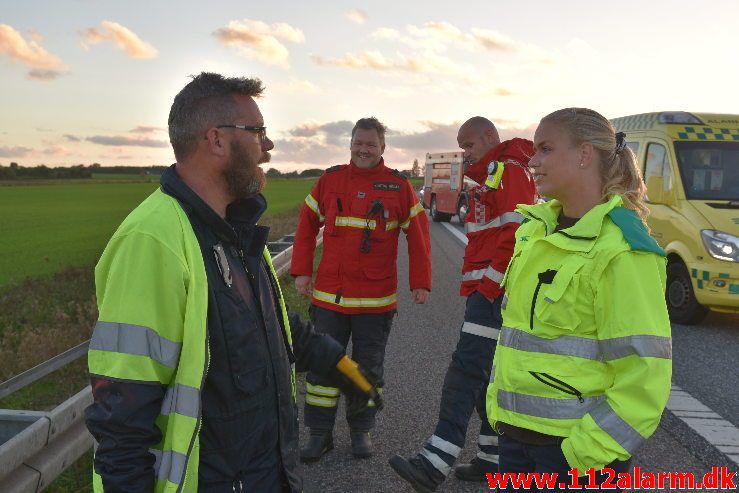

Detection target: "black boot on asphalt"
[350, 431, 372, 458]
[388, 455, 440, 493]
[454, 457, 494, 482]
[300, 432, 333, 463]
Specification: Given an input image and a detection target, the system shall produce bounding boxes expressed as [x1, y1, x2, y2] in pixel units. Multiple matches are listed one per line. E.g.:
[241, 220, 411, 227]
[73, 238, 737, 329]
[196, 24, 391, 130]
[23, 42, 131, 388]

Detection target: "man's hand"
[411, 288, 430, 304]
[295, 276, 314, 297]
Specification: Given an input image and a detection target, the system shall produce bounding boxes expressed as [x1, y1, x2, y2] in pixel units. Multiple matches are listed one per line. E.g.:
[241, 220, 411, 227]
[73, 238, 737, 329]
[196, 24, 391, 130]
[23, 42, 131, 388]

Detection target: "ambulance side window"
[645, 143, 672, 191]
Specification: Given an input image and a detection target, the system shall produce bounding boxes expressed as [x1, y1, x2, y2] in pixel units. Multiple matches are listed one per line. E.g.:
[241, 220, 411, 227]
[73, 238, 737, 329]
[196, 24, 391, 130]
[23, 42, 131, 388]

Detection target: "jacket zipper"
[529, 371, 584, 403]
[530, 269, 557, 330]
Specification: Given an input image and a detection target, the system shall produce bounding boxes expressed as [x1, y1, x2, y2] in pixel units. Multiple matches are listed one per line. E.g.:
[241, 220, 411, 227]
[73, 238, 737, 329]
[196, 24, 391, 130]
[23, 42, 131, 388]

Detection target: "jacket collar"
[517, 195, 624, 252]
[474, 138, 534, 167]
[160, 164, 268, 246]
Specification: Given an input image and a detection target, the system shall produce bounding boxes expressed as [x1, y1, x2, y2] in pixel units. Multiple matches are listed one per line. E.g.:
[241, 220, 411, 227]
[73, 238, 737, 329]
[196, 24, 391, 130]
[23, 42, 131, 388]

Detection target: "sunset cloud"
[213, 19, 305, 68]
[311, 50, 464, 75]
[86, 135, 169, 148]
[0, 145, 33, 157]
[80, 20, 158, 59]
[130, 125, 166, 134]
[346, 9, 368, 24]
[0, 24, 68, 80]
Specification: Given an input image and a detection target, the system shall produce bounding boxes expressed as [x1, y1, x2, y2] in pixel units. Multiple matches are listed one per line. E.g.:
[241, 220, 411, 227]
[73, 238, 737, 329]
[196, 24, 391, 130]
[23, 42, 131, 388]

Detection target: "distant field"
[0, 177, 314, 286]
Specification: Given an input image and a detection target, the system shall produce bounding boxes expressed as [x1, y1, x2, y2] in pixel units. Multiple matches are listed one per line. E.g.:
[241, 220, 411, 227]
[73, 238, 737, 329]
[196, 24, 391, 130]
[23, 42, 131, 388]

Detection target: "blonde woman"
[486, 108, 672, 491]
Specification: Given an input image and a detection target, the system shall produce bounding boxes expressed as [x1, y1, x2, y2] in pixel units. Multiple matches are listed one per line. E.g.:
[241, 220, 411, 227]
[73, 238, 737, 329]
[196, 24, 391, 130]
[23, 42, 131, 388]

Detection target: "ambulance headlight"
[701, 230, 739, 262]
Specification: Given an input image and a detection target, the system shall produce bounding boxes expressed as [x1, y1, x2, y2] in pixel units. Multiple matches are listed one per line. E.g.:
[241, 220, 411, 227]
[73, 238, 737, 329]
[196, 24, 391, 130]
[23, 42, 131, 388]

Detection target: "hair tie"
[614, 132, 627, 155]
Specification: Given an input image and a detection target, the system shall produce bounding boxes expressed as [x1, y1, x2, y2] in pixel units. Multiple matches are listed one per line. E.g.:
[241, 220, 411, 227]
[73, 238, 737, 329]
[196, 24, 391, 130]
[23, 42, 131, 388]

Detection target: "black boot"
[388, 455, 440, 493]
[454, 457, 494, 482]
[350, 431, 372, 458]
[300, 432, 333, 463]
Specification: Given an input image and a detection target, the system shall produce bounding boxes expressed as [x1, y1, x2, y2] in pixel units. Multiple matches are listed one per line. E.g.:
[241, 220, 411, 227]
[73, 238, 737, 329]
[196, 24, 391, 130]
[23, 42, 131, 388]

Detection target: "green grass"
[0, 178, 316, 287]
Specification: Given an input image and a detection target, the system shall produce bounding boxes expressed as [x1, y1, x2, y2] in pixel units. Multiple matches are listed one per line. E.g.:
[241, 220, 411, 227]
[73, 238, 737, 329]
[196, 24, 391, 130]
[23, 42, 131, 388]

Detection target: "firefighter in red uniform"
[291, 117, 432, 462]
[390, 116, 537, 491]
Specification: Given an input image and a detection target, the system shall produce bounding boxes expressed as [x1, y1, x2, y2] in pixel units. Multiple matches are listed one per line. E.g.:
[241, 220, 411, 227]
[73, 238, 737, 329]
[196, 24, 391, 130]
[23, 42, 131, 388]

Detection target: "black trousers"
[303, 305, 395, 433]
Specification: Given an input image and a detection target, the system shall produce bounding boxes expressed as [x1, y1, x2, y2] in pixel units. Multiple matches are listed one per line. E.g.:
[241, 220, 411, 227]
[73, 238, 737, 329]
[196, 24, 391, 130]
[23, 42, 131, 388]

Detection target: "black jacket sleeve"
[288, 310, 344, 374]
[85, 376, 166, 493]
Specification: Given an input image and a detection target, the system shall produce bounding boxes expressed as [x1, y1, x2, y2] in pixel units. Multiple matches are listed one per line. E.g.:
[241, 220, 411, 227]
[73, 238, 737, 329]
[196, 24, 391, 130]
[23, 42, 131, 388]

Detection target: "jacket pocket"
[362, 262, 395, 281]
[532, 259, 585, 332]
[325, 192, 347, 236]
[529, 371, 584, 403]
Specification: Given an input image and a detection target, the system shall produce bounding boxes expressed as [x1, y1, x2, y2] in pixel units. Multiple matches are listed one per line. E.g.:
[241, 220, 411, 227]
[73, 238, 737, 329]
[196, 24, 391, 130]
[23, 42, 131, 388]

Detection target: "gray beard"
[224, 141, 264, 200]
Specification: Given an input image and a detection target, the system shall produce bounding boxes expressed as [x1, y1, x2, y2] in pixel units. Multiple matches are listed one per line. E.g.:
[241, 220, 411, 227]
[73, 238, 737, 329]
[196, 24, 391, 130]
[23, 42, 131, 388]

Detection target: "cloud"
[63, 134, 81, 142]
[213, 19, 304, 68]
[271, 78, 320, 94]
[0, 145, 33, 157]
[42, 145, 73, 157]
[130, 125, 166, 134]
[80, 20, 158, 59]
[311, 50, 465, 75]
[346, 9, 368, 24]
[86, 135, 169, 148]
[0, 24, 68, 80]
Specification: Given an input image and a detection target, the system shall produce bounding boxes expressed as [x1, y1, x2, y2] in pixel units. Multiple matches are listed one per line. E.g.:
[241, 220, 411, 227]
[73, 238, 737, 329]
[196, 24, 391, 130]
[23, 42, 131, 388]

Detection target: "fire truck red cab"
[422, 151, 474, 222]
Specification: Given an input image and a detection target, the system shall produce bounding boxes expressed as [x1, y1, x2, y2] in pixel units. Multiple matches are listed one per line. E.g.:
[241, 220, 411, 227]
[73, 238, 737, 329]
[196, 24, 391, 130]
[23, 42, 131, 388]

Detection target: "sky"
[2, 0, 738, 171]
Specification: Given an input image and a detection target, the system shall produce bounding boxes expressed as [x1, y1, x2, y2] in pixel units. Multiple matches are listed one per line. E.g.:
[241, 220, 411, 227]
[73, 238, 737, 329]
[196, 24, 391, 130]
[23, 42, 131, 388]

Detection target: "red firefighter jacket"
[291, 159, 432, 314]
[462, 138, 537, 299]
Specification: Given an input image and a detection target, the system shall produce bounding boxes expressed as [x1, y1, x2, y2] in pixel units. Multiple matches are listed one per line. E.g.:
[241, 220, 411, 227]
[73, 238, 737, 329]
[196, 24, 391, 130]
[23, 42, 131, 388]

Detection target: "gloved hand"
[333, 356, 383, 416]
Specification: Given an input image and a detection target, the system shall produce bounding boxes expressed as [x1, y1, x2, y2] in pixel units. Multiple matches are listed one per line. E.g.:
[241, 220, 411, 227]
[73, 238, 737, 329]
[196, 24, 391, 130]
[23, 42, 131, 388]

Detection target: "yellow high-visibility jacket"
[487, 194, 672, 471]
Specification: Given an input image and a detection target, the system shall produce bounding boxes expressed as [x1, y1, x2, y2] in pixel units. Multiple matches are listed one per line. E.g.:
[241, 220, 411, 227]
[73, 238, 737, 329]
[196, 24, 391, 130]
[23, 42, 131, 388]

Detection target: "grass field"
[0, 177, 315, 287]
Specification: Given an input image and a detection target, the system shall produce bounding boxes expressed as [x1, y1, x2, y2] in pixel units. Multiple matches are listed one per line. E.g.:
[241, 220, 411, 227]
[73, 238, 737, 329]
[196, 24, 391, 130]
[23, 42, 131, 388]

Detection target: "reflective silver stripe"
[478, 434, 499, 447]
[306, 383, 340, 397]
[600, 335, 672, 361]
[420, 449, 451, 476]
[150, 448, 187, 485]
[462, 267, 486, 282]
[498, 390, 605, 419]
[489, 364, 496, 382]
[304, 194, 324, 221]
[161, 383, 200, 418]
[499, 326, 601, 360]
[501, 294, 508, 310]
[589, 401, 644, 454]
[484, 266, 505, 284]
[476, 451, 500, 464]
[335, 216, 375, 229]
[465, 212, 524, 234]
[401, 202, 425, 229]
[386, 220, 399, 230]
[91, 321, 181, 369]
[305, 395, 339, 407]
[313, 289, 396, 308]
[462, 321, 500, 340]
[428, 434, 462, 457]
[464, 266, 504, 284]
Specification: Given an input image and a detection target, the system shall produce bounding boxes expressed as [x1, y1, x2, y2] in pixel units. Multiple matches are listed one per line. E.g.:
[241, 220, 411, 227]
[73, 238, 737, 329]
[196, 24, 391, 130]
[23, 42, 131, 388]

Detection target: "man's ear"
[203, 128, 228, 157]
[380, 143, 386, 155]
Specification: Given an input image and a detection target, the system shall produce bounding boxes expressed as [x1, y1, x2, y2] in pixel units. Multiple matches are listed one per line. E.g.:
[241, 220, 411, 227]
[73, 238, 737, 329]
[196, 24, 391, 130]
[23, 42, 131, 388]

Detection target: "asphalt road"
[298, 215, 739, 492]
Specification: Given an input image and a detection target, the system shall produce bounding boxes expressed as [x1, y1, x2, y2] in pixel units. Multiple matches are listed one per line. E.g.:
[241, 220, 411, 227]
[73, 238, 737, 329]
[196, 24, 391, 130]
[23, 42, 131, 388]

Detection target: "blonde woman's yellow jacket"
[486, 195, 672, 472]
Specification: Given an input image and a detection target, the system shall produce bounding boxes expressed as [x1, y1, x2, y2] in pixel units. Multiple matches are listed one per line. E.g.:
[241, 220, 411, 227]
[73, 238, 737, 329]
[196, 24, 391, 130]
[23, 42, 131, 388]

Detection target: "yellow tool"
[336, 355, 383, 410]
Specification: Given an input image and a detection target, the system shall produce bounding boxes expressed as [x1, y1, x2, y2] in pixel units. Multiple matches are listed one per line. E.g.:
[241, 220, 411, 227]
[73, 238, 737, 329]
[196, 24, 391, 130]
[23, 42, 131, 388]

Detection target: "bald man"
[390, 118, 537, 491]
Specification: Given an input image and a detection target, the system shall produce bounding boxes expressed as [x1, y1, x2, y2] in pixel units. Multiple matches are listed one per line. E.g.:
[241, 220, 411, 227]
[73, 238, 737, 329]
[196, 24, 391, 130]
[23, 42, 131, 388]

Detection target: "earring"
[578, 162, 584, 168]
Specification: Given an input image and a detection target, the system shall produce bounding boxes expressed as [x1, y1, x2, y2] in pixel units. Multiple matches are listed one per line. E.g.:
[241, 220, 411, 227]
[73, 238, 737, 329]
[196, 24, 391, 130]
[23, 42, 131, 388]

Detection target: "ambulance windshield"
[674, 141, 739, 201]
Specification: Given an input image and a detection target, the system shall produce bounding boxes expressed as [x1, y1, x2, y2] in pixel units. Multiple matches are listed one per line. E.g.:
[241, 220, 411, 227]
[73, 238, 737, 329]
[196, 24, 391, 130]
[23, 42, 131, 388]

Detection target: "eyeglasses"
[215, 124, 268, 144]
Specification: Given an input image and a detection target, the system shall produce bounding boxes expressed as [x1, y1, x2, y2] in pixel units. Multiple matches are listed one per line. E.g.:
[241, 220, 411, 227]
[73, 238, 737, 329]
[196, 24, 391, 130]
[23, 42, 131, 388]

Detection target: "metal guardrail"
[0, 231, 319, 492]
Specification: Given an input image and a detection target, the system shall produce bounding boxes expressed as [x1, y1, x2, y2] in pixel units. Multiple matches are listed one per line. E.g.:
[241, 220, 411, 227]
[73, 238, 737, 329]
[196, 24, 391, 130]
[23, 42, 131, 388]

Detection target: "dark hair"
[541, 107, 649, 222]
[168, 72, 265, 161]
[351, 117, 387, 146]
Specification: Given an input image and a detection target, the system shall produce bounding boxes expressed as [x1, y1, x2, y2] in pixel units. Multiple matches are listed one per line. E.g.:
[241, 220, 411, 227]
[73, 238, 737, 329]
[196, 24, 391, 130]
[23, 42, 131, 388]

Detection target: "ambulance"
[611, 112, 739, 324]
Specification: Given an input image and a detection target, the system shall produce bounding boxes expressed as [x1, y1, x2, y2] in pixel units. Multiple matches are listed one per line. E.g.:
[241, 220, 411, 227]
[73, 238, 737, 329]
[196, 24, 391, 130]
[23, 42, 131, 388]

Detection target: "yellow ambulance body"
[612, 112, 738, 324]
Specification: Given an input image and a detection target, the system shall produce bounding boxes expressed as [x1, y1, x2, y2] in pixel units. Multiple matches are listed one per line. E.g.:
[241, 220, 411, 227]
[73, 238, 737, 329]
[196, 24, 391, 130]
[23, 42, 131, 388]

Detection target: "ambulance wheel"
[430, 196, 451, 222]
[666, 262, 709, 325]
[457, 196, 469, 223]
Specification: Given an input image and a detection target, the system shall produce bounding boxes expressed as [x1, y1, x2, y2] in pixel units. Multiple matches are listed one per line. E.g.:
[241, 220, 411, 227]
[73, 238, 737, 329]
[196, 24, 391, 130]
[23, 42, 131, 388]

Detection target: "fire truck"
[421, 151, 476, 222]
